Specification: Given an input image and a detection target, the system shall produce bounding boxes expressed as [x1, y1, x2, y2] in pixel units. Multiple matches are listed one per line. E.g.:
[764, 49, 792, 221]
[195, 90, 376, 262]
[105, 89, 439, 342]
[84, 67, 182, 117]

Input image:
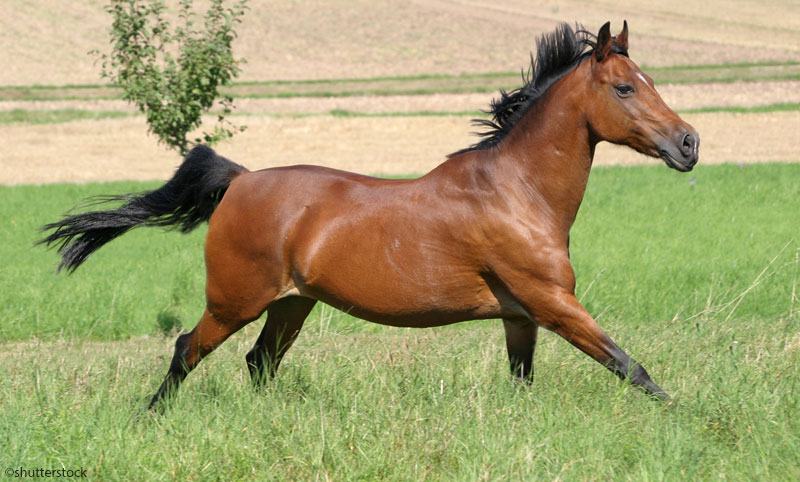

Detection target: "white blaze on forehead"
[634, 71, 657, 94]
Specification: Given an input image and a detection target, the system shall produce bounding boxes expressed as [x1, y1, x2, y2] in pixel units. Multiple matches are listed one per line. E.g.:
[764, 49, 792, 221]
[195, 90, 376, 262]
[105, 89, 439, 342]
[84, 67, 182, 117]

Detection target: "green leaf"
[98, 0, 248, 154]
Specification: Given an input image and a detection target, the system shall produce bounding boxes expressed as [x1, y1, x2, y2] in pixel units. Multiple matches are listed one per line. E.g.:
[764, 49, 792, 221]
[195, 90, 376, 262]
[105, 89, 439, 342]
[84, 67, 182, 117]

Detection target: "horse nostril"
[681, 133, 696, 157]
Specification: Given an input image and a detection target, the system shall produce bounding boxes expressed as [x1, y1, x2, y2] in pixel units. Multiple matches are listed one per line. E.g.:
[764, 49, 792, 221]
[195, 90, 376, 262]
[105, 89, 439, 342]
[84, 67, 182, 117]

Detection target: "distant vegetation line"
[0, 108, 135, 125]
[2, 61, 799, 102]
[2, 103, 798, 126]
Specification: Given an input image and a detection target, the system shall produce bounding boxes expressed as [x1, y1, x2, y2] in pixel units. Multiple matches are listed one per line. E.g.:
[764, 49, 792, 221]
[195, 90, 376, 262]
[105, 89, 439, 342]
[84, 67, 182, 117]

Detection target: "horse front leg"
[535, 286, 669, 400]
[502, 318, 538, 382]
[497, 263, 670, 400]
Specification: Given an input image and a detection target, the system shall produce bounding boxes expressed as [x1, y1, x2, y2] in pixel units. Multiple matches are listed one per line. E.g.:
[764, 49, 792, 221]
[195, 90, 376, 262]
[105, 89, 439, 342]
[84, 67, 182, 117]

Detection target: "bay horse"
[39, 22, 699, 409]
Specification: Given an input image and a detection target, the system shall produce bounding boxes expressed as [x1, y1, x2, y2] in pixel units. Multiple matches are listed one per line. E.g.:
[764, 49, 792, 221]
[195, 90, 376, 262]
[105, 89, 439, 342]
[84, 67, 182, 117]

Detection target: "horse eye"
[615, 84, 634, 97]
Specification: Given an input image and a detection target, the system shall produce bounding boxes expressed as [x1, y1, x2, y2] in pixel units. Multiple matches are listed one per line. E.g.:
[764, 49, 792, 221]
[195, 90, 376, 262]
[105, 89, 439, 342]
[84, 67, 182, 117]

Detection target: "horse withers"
[39, 21, 699, 409]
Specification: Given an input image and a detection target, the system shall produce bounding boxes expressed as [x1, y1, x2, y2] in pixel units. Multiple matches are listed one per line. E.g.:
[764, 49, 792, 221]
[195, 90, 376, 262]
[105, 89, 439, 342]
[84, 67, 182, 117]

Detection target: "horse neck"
[492, 68, 596, 234]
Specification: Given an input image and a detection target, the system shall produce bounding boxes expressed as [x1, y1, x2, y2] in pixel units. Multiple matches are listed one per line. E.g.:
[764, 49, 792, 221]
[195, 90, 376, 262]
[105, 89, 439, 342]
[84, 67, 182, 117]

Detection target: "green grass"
[2, 164, 797, 340]
[0, 108, 134, 125]
[642, 60, 800, 85]
[1, 163, 799, 479]
[572, 163, 799, 323]
[678, 102, 800, 115]
[326, 109, 481, 118]
[324, 102, 800, 117]
[1, 318, 798, 480]
[2, 61, 799, 102]
[1, 181, 208, 340]
[4, 101, 798, 128]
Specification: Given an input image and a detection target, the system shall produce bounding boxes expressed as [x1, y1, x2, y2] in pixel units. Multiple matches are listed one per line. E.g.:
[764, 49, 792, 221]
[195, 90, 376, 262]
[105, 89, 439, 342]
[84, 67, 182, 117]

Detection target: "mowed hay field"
[2, 0, 800, 182]
[2, 1, 800, 480]
[4, 0, 800, 85]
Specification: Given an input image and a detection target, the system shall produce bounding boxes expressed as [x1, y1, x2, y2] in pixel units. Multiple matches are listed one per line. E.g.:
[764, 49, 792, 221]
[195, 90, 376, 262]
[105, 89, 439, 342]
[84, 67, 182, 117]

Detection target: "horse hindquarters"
[150, 173, 302, 409]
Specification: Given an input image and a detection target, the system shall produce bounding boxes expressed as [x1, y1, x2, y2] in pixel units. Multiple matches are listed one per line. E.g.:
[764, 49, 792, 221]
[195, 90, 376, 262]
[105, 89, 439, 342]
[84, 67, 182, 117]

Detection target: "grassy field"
[4, 1, 799, 479]
[3, 103, 799, 128]
[3, 163, 798, 340]
[3, 61, 799, 102]
[1, 163, 798, 479]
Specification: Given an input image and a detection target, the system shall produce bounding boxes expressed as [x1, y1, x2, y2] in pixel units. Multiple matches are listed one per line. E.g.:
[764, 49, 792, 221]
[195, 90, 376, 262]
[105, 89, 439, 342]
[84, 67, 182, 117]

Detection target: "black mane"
[450, 23, 627, 157]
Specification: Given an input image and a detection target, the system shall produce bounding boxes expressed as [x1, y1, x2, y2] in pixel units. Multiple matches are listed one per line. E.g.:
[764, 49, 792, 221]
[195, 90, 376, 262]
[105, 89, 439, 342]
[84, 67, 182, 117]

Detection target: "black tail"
[37, 145, 248, 273]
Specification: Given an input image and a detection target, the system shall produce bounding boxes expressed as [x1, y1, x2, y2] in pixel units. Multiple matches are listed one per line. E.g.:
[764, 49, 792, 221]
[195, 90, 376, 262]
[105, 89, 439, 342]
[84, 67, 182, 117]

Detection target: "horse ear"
[614, 20, 629, 52]
[596, 22, 612, 62]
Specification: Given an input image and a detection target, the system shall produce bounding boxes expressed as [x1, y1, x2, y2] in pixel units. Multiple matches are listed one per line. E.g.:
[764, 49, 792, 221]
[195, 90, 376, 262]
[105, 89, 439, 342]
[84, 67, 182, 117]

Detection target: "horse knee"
[167, 332, 194, 375]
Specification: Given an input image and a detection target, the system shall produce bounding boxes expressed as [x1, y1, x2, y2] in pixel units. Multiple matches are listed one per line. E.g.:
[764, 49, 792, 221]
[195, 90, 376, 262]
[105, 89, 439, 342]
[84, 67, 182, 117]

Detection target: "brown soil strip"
[2, 112, 798, 185]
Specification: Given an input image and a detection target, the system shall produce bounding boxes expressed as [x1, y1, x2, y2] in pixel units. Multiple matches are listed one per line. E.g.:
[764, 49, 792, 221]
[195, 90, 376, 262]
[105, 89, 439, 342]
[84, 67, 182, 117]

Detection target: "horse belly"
[293, 235, 501, 327]
[302, 279, 502, 327]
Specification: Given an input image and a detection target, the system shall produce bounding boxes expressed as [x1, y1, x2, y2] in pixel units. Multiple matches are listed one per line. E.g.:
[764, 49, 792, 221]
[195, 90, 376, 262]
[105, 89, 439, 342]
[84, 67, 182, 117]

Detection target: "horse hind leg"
[246, 296, 317, 386]
[148, 258, 279, 409]
[148, 306, 261, 410]
[146, 181, 303, 409]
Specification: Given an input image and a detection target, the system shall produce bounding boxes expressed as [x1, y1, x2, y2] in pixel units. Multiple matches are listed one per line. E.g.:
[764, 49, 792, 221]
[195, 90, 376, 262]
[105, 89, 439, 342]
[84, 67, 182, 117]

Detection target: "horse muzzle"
[659, 128, 699, 172]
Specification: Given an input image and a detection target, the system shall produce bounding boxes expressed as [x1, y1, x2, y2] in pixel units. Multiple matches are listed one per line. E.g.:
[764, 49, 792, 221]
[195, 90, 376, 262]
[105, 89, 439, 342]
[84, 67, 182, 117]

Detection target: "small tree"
[94, 0, 248, 154]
